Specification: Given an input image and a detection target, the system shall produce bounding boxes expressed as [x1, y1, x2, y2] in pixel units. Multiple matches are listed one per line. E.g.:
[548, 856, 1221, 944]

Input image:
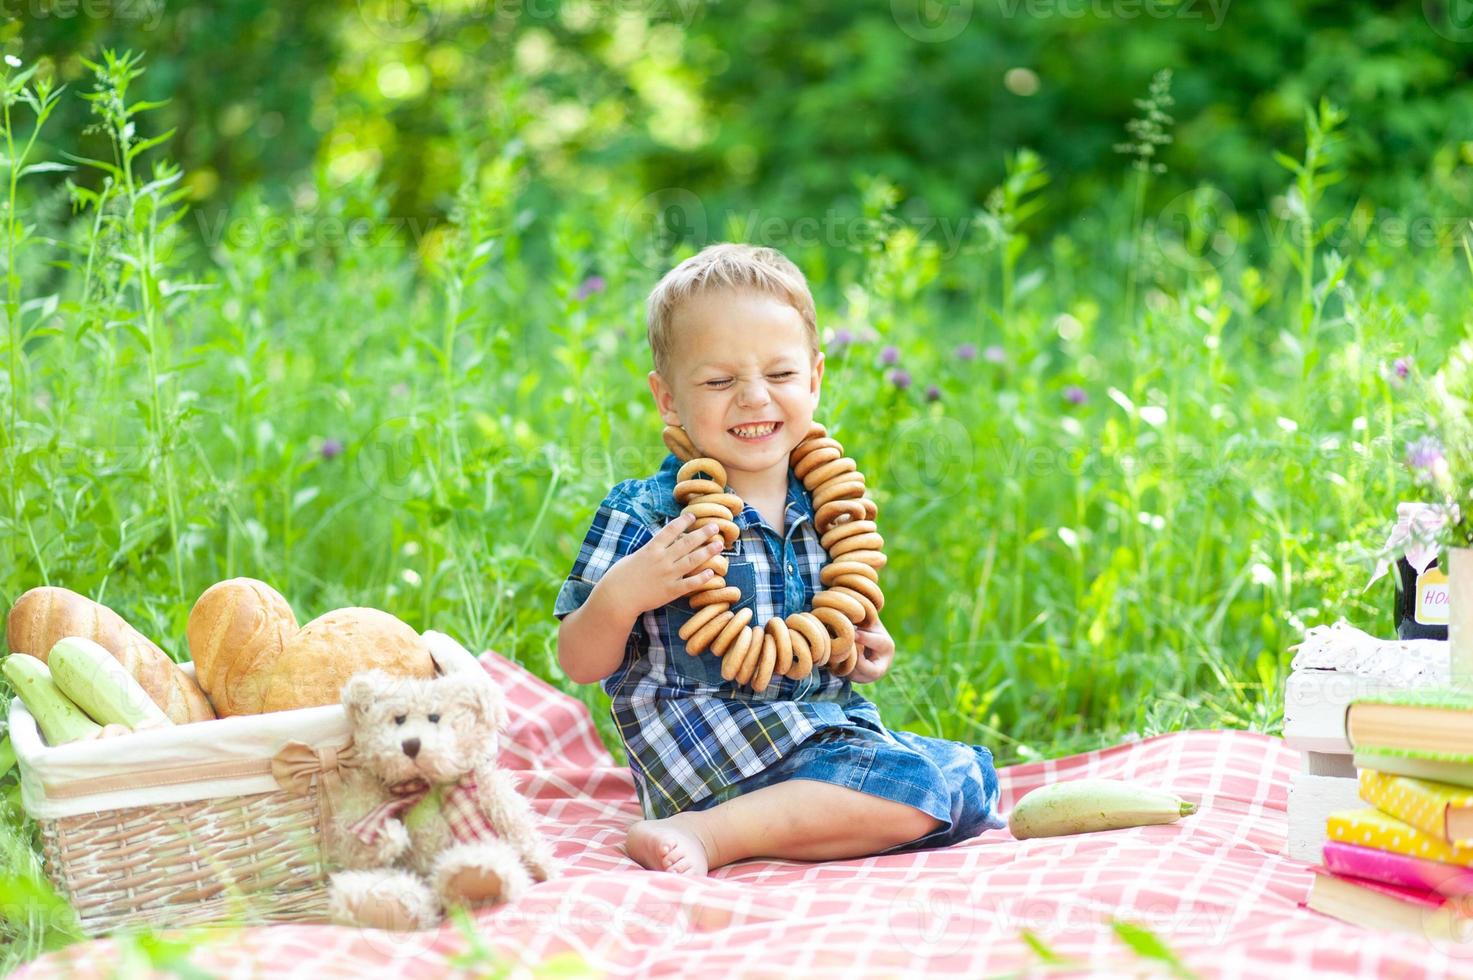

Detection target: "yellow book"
[1360, 768, 1473, 846]
[1326, 807, 1473, 867]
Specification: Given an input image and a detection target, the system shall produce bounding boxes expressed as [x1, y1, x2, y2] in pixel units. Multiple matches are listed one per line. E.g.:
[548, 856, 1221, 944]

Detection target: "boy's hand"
[846, 617, 895, 684]
[600, 513, 726, 619]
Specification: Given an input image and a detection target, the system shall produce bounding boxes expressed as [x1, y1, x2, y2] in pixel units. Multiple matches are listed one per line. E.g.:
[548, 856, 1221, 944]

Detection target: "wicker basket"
[9, 661, 354, 936]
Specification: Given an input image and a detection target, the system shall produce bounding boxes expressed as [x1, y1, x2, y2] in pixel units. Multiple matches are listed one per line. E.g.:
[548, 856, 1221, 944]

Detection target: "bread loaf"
[4, 586, 217, 724]
[186, 580, 436, 714]
[258, 607, 435, 712]
[186, 578, 299, 717]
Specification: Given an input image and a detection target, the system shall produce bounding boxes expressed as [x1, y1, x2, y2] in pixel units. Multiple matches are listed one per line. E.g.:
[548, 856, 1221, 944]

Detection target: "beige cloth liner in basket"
[10, 661, 354, 935]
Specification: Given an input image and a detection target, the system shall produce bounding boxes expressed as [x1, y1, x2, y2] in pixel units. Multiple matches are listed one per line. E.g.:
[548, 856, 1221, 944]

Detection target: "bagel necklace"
[661, 421, 887, 694]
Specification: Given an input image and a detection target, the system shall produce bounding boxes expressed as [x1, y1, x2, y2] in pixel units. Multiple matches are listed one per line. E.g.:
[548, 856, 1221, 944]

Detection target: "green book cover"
[1355, 750, 1473, 791]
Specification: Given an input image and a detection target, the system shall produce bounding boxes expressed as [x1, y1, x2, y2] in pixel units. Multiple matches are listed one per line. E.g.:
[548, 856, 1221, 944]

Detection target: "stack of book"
[1282, 622, 1448, 863]
[1304, 688, 1473, 939]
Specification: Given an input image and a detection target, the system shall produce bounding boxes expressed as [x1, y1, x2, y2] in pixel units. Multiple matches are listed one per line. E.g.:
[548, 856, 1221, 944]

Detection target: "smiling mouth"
[728, 421, 783, 440]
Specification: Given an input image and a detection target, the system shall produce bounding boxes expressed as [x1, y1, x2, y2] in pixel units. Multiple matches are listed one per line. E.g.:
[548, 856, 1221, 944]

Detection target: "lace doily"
[1288, 620, 1449, 687]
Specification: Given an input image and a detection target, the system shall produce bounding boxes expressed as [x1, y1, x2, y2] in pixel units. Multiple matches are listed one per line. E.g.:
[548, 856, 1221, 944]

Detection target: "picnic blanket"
[13, 652, 1472, 979]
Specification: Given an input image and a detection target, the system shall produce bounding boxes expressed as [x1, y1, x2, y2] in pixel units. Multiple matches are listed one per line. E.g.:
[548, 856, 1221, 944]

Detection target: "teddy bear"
[324, 665, 559, 931]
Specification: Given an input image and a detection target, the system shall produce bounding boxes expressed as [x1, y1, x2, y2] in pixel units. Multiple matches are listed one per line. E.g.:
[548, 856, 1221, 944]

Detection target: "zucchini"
[1, 653, 103, 745]
[1008, 778, 1198, 839]
[48, 636, 171, 730]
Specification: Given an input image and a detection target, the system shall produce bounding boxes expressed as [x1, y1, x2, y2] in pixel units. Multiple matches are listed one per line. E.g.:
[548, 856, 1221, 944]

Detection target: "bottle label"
[1416, 566, 1450, 626]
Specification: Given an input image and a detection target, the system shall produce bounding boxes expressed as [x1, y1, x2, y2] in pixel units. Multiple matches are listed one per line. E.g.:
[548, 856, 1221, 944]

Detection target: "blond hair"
[645, 243, 819, 378]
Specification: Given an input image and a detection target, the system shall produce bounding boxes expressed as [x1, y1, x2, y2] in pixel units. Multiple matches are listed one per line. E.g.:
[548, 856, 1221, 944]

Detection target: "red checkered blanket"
[13, 654, 1469, 978]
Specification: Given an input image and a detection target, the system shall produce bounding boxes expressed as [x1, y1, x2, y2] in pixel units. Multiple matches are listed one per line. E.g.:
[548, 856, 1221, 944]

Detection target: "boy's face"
[648, 287, 824, 483]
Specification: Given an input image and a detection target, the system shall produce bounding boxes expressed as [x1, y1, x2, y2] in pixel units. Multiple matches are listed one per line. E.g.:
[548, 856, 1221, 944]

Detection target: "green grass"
[0, 51, 1468, 974]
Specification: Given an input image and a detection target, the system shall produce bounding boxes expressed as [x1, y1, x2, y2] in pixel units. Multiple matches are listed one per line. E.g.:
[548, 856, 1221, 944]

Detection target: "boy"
[554, 243, 1004, 875]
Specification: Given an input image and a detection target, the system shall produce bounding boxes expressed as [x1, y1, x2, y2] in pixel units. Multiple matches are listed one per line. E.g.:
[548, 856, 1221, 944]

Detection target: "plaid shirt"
[554, 452, 886, 819]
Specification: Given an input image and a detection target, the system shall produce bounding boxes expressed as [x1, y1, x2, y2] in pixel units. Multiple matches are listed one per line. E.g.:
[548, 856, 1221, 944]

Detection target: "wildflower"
[321, 438, 345, 461]
[4, 55, 19, 68]
[924, 384, 942, 402]
[954, 343, 978, 362]
[984, 344, 1006, 364]
[887, 368, 912, 391]
[1394, 358, 1410, 379]
[1406, 436, 1448, 486]
[830, 328, 855, 352]
[1063, 385, 1087, 406]
[880, 345, 900, 366]
[575, 274, 606, 301]
[390, 382, 410, 399]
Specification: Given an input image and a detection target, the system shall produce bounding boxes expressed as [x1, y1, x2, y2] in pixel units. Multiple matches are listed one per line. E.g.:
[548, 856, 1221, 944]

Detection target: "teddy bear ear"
[340, 669, 391, 717]
[450, 673, 508, 733]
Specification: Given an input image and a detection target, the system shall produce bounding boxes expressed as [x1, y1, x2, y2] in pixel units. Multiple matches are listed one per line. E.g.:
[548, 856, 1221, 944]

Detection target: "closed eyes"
[705, 371, 798, 388]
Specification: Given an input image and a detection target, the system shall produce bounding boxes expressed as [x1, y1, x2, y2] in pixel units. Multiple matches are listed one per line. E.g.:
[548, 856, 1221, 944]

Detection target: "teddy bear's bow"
[348, 772, 499, 847]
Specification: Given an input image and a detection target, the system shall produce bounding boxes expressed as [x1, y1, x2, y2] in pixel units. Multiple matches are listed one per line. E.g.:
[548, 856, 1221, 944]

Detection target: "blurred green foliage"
[9, 1, 1473, 237]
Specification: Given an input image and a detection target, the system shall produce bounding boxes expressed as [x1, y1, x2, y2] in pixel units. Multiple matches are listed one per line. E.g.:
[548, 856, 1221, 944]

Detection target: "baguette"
[5, 586, 216, 724]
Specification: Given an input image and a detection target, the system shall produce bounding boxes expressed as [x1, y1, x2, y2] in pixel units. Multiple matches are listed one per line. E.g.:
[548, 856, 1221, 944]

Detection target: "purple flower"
[321, 438, 344, 461]
[1406, 436, 1446, 479]
[575, 274, 606, 300]
[1394, 358, 1410, 380]
[880, 345, 900, 366]
[924, 383, 942, 402]
[1063, 385, 1087, 406]
[887, 368, 912, 390]
[831, 328, 855, 351]
[984, 344, 1006, 364]
[954, 343, 978, 362]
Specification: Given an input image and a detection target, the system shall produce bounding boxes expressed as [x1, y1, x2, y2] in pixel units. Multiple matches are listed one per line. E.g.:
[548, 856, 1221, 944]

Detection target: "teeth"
[731, 423, 778, 438]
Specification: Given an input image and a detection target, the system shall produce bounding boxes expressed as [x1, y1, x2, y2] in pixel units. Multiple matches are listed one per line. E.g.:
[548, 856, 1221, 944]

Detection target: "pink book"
[1323, 840, 1473, 897]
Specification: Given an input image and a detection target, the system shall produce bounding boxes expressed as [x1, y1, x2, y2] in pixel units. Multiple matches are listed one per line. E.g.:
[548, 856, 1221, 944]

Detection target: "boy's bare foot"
[624, 816, 714, 876]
